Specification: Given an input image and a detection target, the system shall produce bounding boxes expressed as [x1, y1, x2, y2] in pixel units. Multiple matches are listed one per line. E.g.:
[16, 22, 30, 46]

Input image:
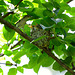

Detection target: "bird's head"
[28, 24, 42, 31]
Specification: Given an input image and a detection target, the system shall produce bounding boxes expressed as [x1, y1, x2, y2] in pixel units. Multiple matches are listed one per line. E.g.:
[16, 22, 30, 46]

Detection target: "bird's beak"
[28, 25, 33, 28]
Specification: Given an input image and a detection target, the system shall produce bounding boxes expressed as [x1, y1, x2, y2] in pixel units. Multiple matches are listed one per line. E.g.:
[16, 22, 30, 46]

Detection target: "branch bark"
[2, 11, 14, 18]
[67, 0, 73, 3]
[0, 17, 75, 74]
[0, 53, 4, 57]
[43, 48, 75, 75]
[0, 18, 32, 42]
[10, 39, 22, 49]
[1, 0, 23, 19]
[0, 62, 17, 66]
[15, 0, 23, 9]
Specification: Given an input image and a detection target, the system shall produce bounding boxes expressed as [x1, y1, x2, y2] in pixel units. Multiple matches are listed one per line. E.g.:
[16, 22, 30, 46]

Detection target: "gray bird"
[16, 15, 31, 29]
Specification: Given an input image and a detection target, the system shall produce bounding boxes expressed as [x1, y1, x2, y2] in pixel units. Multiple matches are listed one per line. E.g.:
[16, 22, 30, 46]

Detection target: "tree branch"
[0, 17, 75, 74]
[2, 11, 14, 18]
[0, 53, 4, 57]
[1, 0, 23, 18]
[0, 17, 32, 42]
[15, 0, 23, 9]
[10, 39, 22, 49]
[42, 48, 75, 75]
[72, 62, 75, 70]
[12, 47, 21, 51]
[0, 62, 17, 66]
[67, 0, 73, 3]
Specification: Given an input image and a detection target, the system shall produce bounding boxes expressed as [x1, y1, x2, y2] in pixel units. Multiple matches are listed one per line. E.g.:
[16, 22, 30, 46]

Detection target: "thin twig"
[0, 53, 4, 57]
[72, 62, 75, 70]
[2, 11, 14, 18]
[15, 0, 23, 9]
[11, 47, 21, 51]
[0, 62, 17, 66]
[1, 0, 23, 18]
[11, 39, 22, 49]
[67, 0, 73, 3]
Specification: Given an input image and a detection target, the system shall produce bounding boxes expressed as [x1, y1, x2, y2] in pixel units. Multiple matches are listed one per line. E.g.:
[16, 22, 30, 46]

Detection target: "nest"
[30, 24, 51, 48]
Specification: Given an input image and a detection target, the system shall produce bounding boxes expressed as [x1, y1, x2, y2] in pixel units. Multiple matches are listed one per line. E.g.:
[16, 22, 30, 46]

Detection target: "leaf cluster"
[0, 0, 75, 75]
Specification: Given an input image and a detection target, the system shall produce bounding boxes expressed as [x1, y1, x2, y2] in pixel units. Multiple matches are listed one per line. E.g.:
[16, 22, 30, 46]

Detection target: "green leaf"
[65, 71, 72, 75]
[57, 22, 65, 28]
[29, 46, 38, 53]
[37, 52, 54, 67]
[63, 0, 71, 3]
[40, 17, 55, 27]
[43, 10, 53, 17]
[24, 40, 33, 49]
[0, 5, 7, 12]
[0, 48, 2, 53]
[64, 33, 75, 43]
[17, 66, 24, 73]
[15, 59, 21, 64]
[53, 1, 60, 8]
[33, 64, 40, 73]
[67, 7, 75, 16]
[28, 54, 38, 68]
[51, 38, 62, 46]
[12, 50, 19, 55]
[6, 61, 12, 66]
[5, 15, 19, 25]
[12, 50, 26, 61]
[24, 24, 30, 36]
[32, 8, 46, 17]
[4, 50, 12, 56]
[19, 1, 29, 7]
[11, 0, 21, 5]
[3, 26, 15, 41]
[33, 0, 41, 3]
[55, 27, 67, 38]
[19, 1, 34, 12]
[66, 17, 75, 30]
[42, 2, 53, 10]
[32, 19, 41, 25]
[40, 0, 46, 3]
[57, 8, 64, 14]
[53, 62, 65, 72]
[63, 56, 72, 65]
[8, 68, 17, 75]
[23, 64, 31, 69]
[57, 14, 71, 23]
[25, 49, 38, 59]
[2, 44, 9, 50]
[60, 3, 71, 10]
[0, 68, 3, 75]
[70, 41, 75, 47]
[67, 46, 75, 57]
[0, 0, 6, 5]
[54, 45, 64, 56]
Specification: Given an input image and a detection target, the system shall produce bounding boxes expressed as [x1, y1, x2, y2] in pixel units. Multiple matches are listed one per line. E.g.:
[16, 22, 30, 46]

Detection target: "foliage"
[0, 0, 75, 75]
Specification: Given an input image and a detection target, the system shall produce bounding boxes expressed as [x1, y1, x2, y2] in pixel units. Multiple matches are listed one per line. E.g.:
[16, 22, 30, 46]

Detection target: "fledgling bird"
[29, 24, 51, 48]
[16, 15, 31, 29]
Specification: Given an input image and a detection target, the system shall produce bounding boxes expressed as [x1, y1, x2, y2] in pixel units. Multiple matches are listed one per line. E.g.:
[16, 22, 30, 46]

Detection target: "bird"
[16, 15, 31, 29]
[29, 24, 51, 48]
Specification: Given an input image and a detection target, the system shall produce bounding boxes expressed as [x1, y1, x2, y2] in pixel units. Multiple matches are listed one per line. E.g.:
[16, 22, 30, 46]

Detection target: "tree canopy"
[0, 0, 75, 75]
